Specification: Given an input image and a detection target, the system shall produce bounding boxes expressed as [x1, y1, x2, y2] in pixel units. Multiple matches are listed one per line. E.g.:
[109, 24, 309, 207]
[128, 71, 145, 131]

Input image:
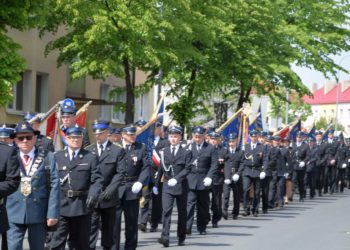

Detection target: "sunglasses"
[17, 135, 34, 141]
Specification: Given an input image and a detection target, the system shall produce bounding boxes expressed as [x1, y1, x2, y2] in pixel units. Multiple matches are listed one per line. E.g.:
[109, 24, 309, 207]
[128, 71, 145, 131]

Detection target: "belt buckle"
[67, 190, 74, 198]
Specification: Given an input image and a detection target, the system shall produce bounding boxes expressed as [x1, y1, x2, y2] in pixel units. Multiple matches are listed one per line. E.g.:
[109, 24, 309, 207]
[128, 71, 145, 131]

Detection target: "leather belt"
[121, 176, 138, 184]
[64, 190, 88, 198]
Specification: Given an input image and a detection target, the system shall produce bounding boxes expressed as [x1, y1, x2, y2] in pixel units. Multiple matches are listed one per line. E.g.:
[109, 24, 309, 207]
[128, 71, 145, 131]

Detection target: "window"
[8, 74, 24, 111]
[100, 84, 110, 120]
[7, 71, 31, 112]
[340, 109, 343, 119]
[111, 90, 126, 123]
[35, 73, 49, 112]
[66, 69, 85, 98]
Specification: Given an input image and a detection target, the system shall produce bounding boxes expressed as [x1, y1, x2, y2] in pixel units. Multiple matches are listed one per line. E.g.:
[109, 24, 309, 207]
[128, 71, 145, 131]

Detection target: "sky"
[292, 52, 350, 89]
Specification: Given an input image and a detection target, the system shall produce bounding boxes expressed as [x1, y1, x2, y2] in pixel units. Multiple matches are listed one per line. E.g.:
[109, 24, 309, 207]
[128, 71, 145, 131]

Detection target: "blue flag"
[308, 126, 315, 140]
[289, 120, 301, 142]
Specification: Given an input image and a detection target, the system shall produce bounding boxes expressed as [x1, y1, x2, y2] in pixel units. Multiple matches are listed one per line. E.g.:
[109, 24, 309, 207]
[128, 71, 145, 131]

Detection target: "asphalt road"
[21, 189, 350, 250]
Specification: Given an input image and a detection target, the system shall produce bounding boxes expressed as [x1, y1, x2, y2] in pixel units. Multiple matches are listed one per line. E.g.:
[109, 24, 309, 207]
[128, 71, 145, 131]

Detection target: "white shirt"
[20, 147, 35, 173]
[154, 136, 160, 147]
[68, 148, 80, 160]
[170, 144, 180, 156]
[97, 140, 109, 156]
[230, 147, 236, 154]
[251, 143, 257, 150]
[196, 142, 204, 151]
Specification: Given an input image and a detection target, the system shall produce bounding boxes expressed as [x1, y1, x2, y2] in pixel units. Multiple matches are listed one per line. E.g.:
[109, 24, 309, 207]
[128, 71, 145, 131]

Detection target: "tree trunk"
[123, 56, 134, 124]
[237, 81, 252, 111]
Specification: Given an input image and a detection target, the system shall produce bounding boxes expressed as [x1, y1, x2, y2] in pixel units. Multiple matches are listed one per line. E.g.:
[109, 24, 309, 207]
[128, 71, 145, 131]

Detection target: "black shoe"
[253, 212, 258, 217]
[138, 223, 147, 232]
[186, 230, 192, 235]
[178, 240, 185, 246]
[222, 210, 228, 220]
[150, 227, 157, 232]
[233, 215, 238, 220]
[199, 231, 207, 235]
[158, 237, 169, 247]
[299, 198, 304, 202]
[242, 210, 250, 216]
[262, 210, 268, 214]
[212, 223, 218, 228]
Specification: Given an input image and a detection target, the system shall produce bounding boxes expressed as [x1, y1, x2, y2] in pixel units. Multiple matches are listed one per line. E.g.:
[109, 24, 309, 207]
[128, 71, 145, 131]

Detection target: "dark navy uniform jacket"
[291, 142, 310, 171]
[86, 141, 125, 208]
[55, 148, 102, 217]
[186, 141, 218, 190]
[324, 140, 340, 165]
[212, 145, 226, 185]
[36, 134, 55, 153]
[336, 143, 348, 169]
[6, 149, 60, 224]
[0, 143, 20, 233]
[117, 141, 150, 200]
[238, 143, 267, 178]
[224, 147, 243, 180]
[155, 145, 192, 195]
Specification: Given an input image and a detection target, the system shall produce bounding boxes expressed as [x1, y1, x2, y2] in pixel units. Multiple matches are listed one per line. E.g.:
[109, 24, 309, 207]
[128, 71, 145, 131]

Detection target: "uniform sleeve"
[206, 146, 218, 178]
[0, 147, 20, 198]
[175, 149, 192, 182]
[88, 155, 103, 199]
[47, 153, 60, 219]
[223, 149, 232, 180]
[83, 129, 91, 148]
[105, 148, 125, 196]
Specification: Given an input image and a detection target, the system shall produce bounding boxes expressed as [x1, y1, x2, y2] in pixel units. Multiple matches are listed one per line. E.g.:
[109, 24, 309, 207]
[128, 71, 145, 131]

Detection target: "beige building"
[1, 28, 159, 134]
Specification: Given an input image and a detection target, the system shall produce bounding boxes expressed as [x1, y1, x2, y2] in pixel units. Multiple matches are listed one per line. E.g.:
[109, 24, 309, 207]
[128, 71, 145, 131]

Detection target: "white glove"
[168, 178, 178, 187]
[224, 179, 231, 185]
[330, 159, 336, 165]
[259, 172, 266, 180]
[152, 186, 159, 195]
[348, 159, 350, 163]
[131, 181, 143, 194]
[299, 161, 305, 168]
[203, 177, 212, 187]
[232, 174, 240, 182]
[342, 163, 347, 169]
[284, 173, 289, 178]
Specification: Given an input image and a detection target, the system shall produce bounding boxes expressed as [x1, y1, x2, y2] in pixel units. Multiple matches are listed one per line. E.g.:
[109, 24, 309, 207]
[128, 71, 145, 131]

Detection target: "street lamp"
[335, 54, 350, 131]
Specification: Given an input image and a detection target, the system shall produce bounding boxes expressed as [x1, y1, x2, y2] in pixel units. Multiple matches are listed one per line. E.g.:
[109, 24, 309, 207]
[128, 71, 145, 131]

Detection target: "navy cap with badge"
[249, 130, 259, 137]
[155, 121, 163, 128]
[134, 119, 147, 127]
[61, 105, 77, 116]
[192, 126, 205, 135]
[266, 135, 273, 142]
[0, 124, 14, 138]
[259, 131, 268, 137]
[296, 131, 303, 137]
[10, 121, 40, 139]
[315, 130, 323, 136]
[328, 129, 335, 134]
[209, 131, 221, 139]
[308, 137, 316, 142]
[273, 135, 281, 141]
[168, 125, 183, 135]
[92, 120, 110, 134]
[65, 125, 84, 136]
[122, 125, 137, 135]
[227, 133, 238, 141]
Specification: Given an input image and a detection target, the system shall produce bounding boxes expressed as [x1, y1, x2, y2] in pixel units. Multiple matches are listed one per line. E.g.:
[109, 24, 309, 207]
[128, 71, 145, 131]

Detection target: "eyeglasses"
[17, 135, 34, 141]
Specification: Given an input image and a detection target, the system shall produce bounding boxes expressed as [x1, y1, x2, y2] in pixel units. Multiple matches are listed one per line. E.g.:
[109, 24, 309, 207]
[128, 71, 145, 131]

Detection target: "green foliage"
[315, 117, 329, 130]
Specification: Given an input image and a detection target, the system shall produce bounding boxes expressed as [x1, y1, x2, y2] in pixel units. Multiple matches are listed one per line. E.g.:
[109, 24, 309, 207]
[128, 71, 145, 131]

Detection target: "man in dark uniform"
[186, 126, 217, 235]
[154, 125, 192, 247]
[0, 127, 20, 250]
[108, 128, 122, 147]
[315, 131, 327, 196]
[266, 136, 290, 208]
[86, 120, 125, 250]
[208, 131, 225, 227]
[291, 131, 310, 202]
[139, 122, 167, 232]
[324, 129, 340, 194]
[223, 133, 243, 220]
[238, 130, 267, 217]
[60, 105, 90, 148]
[260, 134, 271, 213]
[24, 112, 55, 153]
[49, 125, 103, 250]
[306, 137, 318, 199]
[336, 138, 348, 193]
[112, 125, 150, 250]
[6, 122, 60, 250]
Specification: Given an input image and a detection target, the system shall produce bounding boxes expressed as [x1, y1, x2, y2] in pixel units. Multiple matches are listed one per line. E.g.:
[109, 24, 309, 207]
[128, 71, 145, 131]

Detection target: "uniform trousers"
[223, 179, 242, 217]
[242, 176, 260, 213]
[186, 189, 210, 232]
[7, 222, 46, 250]
[210, 185, 223, 224]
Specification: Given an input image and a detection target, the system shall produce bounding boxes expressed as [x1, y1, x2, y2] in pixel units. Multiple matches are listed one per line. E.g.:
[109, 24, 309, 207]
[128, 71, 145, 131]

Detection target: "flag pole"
[216, 108, 243, 133]
[28, 103, 59, 124]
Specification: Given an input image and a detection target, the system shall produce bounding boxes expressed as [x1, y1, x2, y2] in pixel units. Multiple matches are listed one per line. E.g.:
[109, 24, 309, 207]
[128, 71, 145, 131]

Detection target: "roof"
[303, 85, 350, 105]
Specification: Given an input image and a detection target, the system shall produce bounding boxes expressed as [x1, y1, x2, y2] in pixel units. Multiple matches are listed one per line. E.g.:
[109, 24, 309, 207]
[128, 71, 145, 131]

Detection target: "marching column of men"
[1, 111, 350, 250]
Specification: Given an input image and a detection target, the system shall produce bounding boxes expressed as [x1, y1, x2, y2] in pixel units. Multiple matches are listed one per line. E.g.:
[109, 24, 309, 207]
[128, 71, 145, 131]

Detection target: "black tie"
[71, 151, 76, 161]
[172, 146, 176, 159]
[99, 144, 104, 156]
[197, 144, 201, 152]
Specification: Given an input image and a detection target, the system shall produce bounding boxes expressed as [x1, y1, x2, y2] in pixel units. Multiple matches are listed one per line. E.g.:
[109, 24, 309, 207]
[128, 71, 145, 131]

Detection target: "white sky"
[292, 52, 350, 89]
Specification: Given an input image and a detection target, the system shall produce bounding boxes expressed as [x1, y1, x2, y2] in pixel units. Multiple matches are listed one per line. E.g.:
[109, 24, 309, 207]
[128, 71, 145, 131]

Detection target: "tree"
[0, 0, 48, 106]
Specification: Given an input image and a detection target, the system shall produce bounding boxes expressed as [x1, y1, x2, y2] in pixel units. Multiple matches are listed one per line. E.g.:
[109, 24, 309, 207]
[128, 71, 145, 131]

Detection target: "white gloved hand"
[330, 159, 336, 165]
[224, 179, 231, 185]
[203, 177, 212, 187]
[342, 163, 347, 169]
[152, 186, 159, 195]
[232, 174, 240, 182]
[299, 161, 305, 168]
[131, 181, 143, 194]
[259, 172, 266, 180]
[348, 159, 350, 163]
[284, 173, 289, 178]
[168, 178, 178, 187]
